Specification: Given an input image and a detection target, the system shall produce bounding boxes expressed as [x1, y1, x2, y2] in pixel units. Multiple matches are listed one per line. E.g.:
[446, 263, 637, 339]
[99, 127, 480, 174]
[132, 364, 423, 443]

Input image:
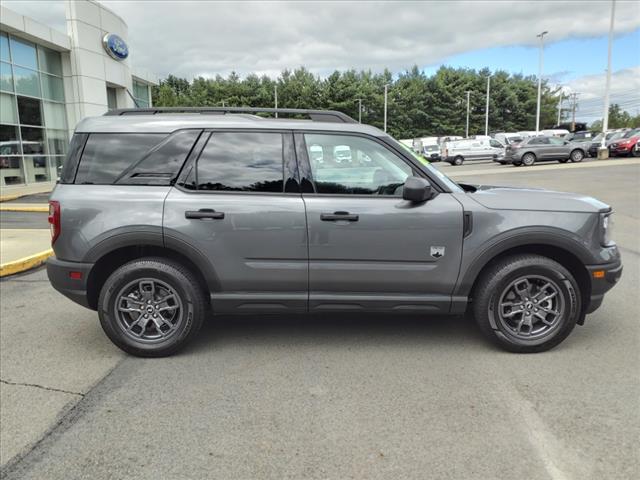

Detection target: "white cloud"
[4, 0, 640, 79]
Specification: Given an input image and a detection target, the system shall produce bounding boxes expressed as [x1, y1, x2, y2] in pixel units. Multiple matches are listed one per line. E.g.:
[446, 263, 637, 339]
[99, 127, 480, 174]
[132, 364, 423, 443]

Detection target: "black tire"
[570, 149, 584, 162]
[98, 257, 207, 357]
[521, 152, 536, 166]
[472, 254, 581, 353]
[453, 156, 464, 166]
[558, 158, 569, 163]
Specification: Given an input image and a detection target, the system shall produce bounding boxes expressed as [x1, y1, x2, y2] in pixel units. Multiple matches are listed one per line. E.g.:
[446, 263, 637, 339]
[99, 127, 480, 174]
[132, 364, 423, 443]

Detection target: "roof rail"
[104, 107, 357, 123]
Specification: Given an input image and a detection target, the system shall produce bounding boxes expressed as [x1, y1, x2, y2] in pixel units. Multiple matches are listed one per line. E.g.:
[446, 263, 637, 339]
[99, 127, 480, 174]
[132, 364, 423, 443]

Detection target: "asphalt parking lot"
[1, 159, 639, 480]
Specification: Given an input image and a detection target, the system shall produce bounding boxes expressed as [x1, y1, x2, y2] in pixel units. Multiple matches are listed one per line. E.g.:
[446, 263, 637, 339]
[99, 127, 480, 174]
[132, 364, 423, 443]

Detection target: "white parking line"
[442, 158, 640, 177]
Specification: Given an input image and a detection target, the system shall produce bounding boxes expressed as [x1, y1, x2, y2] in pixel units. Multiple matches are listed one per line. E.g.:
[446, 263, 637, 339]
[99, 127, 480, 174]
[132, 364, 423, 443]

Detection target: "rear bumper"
[46, 256, 94, 310]
[585, 258, 623, 314]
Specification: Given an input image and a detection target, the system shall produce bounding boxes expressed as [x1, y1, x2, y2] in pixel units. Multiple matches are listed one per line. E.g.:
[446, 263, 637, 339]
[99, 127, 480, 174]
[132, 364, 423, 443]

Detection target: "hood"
[467, 185, 610, 213]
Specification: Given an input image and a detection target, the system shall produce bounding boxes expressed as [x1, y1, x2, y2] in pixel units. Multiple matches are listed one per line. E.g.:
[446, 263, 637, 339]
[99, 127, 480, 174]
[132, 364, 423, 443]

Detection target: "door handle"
[185, 209, 225, 220]
[320, 211, 359, 222]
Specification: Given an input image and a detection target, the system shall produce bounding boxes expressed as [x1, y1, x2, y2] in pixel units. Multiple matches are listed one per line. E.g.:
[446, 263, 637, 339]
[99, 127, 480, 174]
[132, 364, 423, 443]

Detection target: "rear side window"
[74, 131, 199, 185]
[59, 133, 87, 184]
[75, 133, 165, 184]
[195, 132, 284, 192]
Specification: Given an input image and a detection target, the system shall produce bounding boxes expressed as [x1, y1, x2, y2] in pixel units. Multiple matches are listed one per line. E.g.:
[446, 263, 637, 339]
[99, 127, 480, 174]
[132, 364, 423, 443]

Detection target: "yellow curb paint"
[0, 249, 53, 277]
[0, 194, 24, 202]
[0, 205, 49, 213]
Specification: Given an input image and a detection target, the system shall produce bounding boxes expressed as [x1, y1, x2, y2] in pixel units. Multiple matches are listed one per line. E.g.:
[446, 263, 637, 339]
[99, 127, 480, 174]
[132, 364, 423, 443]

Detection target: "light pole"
[485, 76, 491, 136]
[274, 84, 278, 118]
[601, 0, 616, 157]
[556, 93, 563, 126]
[355, 98, 362, 123]
[383, 84, 390, 132]
[465, 90, 471, 137]
[535, 30, 548, 133]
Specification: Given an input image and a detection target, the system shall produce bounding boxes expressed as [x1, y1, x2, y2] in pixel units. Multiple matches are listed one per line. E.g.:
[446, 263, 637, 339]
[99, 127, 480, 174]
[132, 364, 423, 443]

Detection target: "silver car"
[510, 136, 587, 166]
[47, 107, 621, 356]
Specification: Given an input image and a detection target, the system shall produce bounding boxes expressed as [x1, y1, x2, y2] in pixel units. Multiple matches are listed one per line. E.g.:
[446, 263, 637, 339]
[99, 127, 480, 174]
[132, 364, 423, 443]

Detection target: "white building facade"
[0, 0, 158, 192]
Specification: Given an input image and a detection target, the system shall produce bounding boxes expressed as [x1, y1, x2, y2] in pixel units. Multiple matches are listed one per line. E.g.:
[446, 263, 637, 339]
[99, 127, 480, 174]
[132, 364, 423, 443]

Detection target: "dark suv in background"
[47, 108, 622, 357]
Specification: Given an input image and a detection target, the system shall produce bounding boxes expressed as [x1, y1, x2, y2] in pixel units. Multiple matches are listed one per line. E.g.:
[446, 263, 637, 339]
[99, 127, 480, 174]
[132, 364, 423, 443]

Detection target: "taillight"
[48, 200, 60, 245]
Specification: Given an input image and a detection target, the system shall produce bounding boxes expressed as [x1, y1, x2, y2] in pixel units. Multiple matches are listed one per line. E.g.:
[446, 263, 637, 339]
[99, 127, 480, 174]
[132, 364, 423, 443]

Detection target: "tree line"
[150, 66, 630, 139]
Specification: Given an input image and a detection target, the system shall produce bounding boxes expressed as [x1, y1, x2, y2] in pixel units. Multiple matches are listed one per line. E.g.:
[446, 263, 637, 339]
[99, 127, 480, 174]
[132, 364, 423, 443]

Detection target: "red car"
[609, 131, 640, 157]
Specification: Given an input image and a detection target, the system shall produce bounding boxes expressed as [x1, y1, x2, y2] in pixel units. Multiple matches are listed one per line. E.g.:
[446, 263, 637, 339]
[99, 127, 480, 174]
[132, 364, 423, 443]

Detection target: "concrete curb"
[0, 194, 24, 202]
[0, 205, 49, 213]
[0, 249, 53, 278]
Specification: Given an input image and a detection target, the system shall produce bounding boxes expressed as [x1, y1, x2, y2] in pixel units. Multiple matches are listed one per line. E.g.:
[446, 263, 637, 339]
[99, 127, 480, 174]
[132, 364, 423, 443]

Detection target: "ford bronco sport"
[47, 107, 622, 357]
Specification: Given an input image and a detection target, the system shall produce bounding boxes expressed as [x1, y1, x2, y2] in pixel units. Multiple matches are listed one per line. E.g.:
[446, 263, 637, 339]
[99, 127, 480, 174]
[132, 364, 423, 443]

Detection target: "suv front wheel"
[473, 254, 581, 353]
[98, 258, 207, 357]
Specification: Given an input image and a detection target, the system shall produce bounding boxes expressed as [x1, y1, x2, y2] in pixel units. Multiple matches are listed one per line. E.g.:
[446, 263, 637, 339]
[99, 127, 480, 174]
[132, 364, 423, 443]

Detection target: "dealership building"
[0, 0, 157, 194]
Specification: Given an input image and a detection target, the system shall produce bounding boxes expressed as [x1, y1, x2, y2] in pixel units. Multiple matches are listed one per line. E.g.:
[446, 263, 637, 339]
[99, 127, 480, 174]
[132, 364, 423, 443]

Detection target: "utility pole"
[274, 84, 278, 118]
[355, 98, 362, 123]
[465, 90, 471, 137]
[556, 93, 563, 126]
[485, 76, 490, 136]
[383, 84, 390, 132]
[570, 92, 579, 132]
[535, 30, 549, 133]
[600, 0, 616, 158]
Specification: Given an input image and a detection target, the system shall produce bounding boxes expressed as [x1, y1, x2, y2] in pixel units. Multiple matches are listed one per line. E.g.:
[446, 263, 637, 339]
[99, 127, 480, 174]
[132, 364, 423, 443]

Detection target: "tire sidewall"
[99, 262, 198, 356]
[522, 153, 535, 166]
[571, 149, 584, 162]
[484, 261, 581, 350]
[454, 156, 464, 166]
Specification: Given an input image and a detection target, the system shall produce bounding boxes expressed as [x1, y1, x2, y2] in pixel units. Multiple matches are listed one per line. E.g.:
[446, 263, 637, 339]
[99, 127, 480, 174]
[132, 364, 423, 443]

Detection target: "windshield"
[592, 133, 604, 142]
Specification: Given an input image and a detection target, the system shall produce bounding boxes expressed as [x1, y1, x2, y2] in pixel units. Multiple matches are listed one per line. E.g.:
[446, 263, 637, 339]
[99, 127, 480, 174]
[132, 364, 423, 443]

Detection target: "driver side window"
[304, 134, 412, 195]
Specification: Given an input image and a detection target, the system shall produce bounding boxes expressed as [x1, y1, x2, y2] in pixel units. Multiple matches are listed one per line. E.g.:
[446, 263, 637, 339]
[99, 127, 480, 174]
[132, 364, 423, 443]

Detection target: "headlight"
[601, 212, 614, 246]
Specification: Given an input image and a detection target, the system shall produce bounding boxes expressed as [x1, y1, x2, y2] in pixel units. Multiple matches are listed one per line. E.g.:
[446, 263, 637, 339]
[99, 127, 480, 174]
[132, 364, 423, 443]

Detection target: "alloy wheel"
[115, 278, 184, 342]
[496, 275, 564, 340]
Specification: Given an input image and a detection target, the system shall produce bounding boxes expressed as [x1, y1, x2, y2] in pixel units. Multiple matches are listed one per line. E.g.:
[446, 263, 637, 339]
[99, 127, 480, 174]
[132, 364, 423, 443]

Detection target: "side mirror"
[402, 176, 432, 202]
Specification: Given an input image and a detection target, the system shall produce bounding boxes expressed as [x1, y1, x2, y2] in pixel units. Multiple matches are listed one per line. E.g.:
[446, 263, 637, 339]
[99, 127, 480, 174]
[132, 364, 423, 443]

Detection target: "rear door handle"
[185, 209, 225, 220]
[320, 211, 359, 222]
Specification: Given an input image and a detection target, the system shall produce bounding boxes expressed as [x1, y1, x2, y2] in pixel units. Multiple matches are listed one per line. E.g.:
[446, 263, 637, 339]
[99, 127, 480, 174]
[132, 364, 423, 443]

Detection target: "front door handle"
[185, 209, 225, 220]
[320, 211, 359, 222]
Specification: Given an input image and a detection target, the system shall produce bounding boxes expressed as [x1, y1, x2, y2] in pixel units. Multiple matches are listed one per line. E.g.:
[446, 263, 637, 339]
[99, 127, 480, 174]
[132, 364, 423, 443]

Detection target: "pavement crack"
[0, 378, 84, 397]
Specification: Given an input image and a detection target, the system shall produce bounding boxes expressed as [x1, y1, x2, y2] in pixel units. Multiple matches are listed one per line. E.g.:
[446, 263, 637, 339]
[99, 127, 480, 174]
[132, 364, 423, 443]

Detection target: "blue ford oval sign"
[102, 33, 129, 61]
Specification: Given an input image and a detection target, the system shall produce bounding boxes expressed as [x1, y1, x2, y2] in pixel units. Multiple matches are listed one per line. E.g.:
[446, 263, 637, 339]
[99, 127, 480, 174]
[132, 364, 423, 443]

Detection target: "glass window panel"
[196, 132, 284, 192]
[304, 134, 412, 195]
[20, 126, 45, 154]
[106, 87, 117, 110]
[0, 33, 9, 63]
[13, 66, 40, 97]
[0, 93, 17, 124]
[0, 155, 25, 185]
[0, 124, 21, 154]
[37, 46, 62, 76]
[41, 74, 64, 102]
[136, 98, 149, 108]
[75, 133, 165, 184]
[9, 37, 37, 69]
[0, 62, 13, 92]
[17, 96, 42, 126]
[43, 102, 66, 129]
[47, 129, 68, 155]
[24, 155, 50, 182]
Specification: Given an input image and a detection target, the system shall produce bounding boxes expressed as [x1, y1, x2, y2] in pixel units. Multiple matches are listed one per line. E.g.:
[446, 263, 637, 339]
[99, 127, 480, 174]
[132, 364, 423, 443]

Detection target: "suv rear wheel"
[98, 258, 207, 357]
[570, 149, 584, 162]
[472, 254, 581, 353]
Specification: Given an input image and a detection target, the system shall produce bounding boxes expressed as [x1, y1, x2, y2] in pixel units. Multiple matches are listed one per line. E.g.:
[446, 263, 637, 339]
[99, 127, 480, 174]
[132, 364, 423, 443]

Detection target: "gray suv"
[510, 135, 587, 166]
[47, 108, 622, 357]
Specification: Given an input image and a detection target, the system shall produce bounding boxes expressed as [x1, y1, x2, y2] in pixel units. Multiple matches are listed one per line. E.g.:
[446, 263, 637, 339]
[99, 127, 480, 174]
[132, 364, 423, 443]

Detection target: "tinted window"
[117, 130, 201, 185]
[305, 134, 412, 195]
[75, 133, 165, 184]
[196, 132, 284, 192]
[548, 137, 565, 145]
[59, 133, 87, 184]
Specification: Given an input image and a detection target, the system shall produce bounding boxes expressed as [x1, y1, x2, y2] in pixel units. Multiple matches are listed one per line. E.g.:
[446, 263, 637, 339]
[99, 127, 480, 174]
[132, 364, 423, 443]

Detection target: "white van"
[443, 138, 505, 165]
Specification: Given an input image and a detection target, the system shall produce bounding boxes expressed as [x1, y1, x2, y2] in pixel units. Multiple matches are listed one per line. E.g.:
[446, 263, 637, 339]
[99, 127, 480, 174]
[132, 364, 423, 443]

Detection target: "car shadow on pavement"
[185, 312, 490, 355]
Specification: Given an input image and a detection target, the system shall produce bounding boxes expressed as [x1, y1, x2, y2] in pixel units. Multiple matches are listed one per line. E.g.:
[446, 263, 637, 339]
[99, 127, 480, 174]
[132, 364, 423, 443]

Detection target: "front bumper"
[585, 258, 623, 314]
[47, 256, 95, 310]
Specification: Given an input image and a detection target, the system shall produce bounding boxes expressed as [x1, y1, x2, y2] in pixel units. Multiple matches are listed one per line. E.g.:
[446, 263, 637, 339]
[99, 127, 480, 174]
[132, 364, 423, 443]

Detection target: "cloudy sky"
[4, 0, 640, 120]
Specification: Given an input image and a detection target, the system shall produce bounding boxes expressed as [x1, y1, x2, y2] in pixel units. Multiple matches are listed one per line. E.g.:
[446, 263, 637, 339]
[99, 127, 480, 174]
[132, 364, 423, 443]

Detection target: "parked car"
[587, 131, 626, 157]
[510, 135, 587, 166]
[444, 138, 505, 165]
[609, 130, 640, 157]
[565, 131, 598, 142]
[47, 107, 622, 356]
[422, 143, 442, 162]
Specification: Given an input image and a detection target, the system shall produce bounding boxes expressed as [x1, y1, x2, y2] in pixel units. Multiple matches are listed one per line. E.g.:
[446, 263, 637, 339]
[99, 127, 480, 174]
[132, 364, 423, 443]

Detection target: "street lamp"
[383, 84, 390, 132]
[274, 84, 278, 118]
[535, 30, 548, 133]
[600, 0, 616, 158]
[465, 90, 471, 137]
[355, 98, 363, 123]
[485, 75, 491, 136]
